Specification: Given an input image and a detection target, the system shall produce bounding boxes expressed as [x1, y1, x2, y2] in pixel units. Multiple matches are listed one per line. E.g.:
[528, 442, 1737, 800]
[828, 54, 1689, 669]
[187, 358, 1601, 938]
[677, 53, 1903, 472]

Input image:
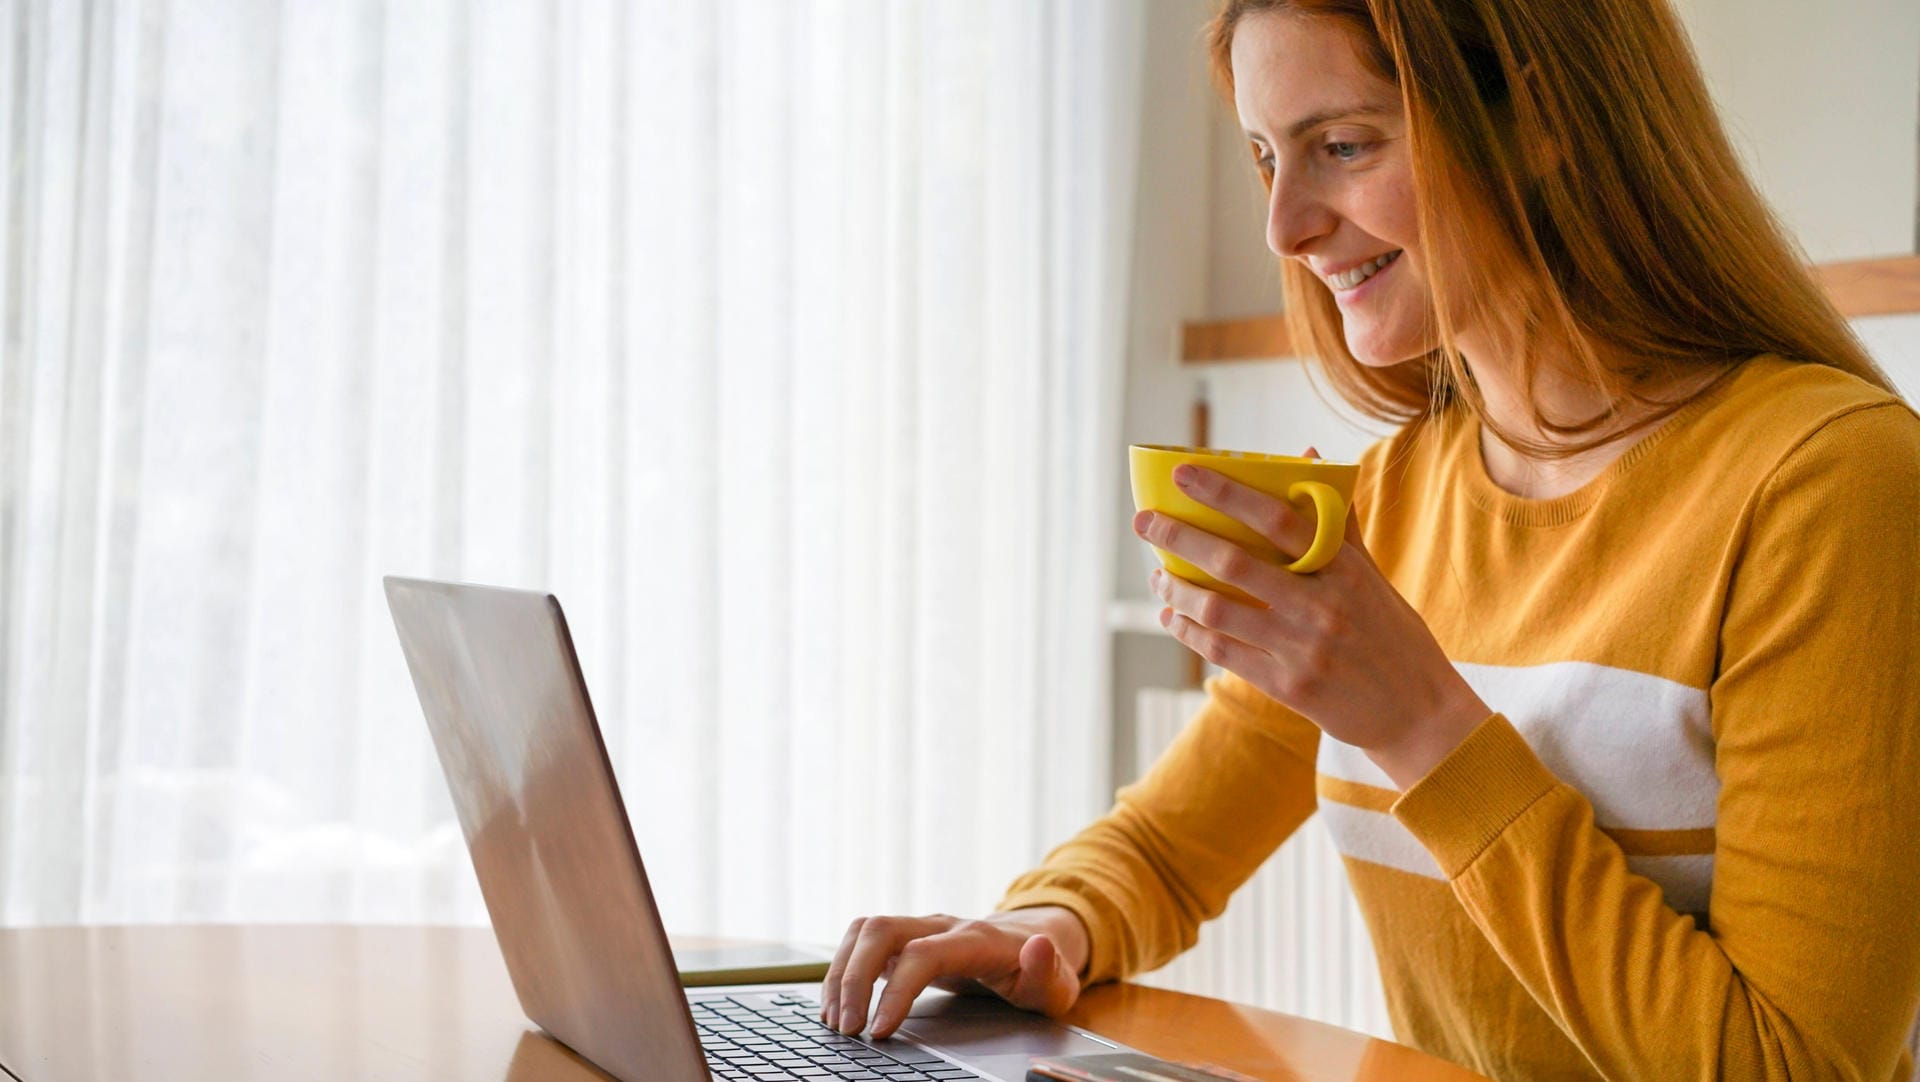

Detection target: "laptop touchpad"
[897, 1010, 1115, 1056]
[869, 992, 1119, 1082]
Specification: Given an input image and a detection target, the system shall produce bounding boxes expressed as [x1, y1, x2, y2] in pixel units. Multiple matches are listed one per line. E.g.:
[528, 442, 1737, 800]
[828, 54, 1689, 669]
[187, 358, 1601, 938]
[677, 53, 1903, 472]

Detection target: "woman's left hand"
[1135, 459, 1492, 790]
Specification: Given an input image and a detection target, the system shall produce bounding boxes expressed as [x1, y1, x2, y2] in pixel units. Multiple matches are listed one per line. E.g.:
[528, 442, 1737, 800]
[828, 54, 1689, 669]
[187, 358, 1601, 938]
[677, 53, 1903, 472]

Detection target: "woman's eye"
[1325, 141, 1367, 162]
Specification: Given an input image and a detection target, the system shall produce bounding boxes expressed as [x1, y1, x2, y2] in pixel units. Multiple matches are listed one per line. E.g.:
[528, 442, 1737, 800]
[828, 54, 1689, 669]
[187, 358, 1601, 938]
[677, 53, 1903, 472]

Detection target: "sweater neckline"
[1457, 358, 1757, 528]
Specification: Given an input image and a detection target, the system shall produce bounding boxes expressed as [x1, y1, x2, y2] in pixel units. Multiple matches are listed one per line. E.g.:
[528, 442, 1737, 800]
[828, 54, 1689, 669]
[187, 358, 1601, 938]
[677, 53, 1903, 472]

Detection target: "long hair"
[1205, 0, 1899, 456]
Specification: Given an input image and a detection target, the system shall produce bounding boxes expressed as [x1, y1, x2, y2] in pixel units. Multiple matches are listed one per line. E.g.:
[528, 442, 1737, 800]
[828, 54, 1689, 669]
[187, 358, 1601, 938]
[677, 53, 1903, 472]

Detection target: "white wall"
[1673, 0, 1919, 263]
[1107, 0, 1227, 783]
[1670, 2, 1920, 400]
[1859, 315, 1920, 402]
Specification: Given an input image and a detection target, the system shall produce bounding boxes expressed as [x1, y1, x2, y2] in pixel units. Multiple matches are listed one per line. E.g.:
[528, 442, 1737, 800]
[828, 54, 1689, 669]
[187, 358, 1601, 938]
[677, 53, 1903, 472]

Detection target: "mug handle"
[1283, 481, 1347, 574]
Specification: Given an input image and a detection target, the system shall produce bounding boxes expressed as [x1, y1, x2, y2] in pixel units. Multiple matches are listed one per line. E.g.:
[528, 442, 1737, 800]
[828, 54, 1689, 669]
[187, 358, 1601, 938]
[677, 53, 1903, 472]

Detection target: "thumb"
[1304, 445, 1368, 561]
[1006, 934, 1079, 1017]
[1340, 497, 1373, 564]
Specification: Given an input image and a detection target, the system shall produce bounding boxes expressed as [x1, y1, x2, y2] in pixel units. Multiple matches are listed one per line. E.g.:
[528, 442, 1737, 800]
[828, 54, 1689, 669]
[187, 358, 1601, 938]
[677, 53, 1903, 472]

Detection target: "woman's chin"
[1341, 327, 1427, 368]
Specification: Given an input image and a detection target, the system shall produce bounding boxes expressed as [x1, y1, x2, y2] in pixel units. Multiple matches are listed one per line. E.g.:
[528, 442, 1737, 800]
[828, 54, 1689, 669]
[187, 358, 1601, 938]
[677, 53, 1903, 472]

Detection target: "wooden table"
[0, 926, 1486, 1082]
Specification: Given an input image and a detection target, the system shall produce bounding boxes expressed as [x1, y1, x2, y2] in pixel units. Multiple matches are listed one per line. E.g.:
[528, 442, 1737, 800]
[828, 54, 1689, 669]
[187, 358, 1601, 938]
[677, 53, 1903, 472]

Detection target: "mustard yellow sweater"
[999, 356, 1920, 1080]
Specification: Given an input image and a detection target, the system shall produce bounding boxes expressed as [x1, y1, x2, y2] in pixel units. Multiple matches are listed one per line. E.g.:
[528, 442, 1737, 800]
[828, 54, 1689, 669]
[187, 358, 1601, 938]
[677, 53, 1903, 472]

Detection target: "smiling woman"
[821, 1, 1920, 1080]
[1216, 0, 1899, 468]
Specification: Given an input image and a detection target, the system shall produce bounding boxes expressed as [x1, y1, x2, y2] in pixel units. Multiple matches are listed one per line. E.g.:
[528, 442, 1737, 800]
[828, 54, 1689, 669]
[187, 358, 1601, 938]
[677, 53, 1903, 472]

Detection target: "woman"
[822, 0, 1920, 1077]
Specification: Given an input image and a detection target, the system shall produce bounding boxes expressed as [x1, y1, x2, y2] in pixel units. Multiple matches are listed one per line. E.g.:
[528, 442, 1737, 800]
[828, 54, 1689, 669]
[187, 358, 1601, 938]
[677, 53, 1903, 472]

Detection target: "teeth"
[1328, 250, 1400, 291]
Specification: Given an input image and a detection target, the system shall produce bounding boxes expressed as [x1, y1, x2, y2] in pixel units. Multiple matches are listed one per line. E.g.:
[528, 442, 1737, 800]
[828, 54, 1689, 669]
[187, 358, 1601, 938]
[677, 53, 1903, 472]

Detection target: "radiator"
[1131, 687, 1394, 1040]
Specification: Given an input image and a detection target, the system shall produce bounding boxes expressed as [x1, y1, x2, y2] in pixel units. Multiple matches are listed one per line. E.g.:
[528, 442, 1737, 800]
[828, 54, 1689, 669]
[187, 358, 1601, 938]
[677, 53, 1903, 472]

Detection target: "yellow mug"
[1129, 444, 1359, 605]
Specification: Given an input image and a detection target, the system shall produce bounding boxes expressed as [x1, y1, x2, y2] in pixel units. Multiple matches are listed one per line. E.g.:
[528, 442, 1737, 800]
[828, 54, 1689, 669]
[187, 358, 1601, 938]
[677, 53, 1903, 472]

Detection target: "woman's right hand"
[819, 905, 1090, 1040]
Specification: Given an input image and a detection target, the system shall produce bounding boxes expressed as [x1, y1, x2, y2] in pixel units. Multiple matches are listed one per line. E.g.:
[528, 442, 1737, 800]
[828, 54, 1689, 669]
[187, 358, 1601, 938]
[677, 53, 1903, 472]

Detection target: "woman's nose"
[1264, 172, 1336, 258]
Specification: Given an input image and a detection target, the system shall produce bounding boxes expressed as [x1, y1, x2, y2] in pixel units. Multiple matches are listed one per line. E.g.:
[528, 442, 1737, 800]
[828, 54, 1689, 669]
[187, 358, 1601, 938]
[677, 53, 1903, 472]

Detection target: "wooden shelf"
[1180, 253, 1920, 364]
[1179, 316, 1294, 365]
[1813, 254, 1920, 318]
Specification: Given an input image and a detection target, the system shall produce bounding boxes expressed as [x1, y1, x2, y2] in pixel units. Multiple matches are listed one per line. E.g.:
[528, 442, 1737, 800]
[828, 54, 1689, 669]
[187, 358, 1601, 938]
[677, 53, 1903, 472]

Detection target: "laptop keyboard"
[690, 991, 984, 1080]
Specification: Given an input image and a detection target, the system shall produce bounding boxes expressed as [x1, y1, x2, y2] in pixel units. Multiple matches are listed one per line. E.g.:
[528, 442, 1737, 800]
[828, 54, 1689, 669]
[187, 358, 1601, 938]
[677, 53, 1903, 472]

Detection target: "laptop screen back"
[384, 577, 707, 1082]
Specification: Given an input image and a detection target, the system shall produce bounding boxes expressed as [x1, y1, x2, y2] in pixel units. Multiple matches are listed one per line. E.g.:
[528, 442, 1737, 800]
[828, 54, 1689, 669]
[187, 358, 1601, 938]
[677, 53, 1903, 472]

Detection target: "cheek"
[1350, 171, 1428, 365]
[1361, 171, 1419, 253]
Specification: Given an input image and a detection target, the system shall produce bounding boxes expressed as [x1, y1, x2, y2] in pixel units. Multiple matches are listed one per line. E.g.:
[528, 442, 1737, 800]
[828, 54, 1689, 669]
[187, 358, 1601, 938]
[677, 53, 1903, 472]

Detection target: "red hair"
[1206, 0, 1899, 455]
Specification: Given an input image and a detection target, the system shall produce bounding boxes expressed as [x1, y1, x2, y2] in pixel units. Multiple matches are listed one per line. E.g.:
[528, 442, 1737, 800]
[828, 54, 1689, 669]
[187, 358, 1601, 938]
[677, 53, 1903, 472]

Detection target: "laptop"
[383, 577, 1127, 1082]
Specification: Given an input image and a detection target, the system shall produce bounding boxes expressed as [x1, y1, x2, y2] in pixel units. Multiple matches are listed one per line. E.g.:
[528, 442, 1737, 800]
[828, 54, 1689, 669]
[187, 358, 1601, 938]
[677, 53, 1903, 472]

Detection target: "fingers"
[819, 917, 864, 1026]
[1134, 508, 1293, 605]
[868, 926, 999, 1039]
[1169, 465, 1322, 561]
[1007, 934, 1079, 1017]
[821, 916, 1083, 1042]
[831, 915, 951, 1035]
[1149, 566, 1293, 645]
[1159, 604, 1270, 677]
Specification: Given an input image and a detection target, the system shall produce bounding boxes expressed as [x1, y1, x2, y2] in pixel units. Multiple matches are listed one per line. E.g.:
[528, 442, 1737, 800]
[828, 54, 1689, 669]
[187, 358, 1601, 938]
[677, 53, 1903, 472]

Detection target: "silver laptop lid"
[384, 576, 707, 1082]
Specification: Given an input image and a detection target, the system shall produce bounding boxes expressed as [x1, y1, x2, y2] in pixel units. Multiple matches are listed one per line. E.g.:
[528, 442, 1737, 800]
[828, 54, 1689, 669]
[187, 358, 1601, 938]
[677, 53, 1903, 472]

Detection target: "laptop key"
[692, 993, 984, 1080]
[879, 1048, 945, 1065]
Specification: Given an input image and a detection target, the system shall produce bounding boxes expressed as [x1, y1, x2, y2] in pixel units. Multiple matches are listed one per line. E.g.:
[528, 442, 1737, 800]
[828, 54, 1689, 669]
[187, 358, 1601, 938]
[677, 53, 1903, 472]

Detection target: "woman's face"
[1232, 13, 1430, 366]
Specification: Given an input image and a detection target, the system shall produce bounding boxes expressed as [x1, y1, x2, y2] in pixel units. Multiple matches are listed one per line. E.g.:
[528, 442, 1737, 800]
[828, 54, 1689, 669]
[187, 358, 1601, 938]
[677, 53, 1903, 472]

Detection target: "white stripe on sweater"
[1315, 660, 1717, 912]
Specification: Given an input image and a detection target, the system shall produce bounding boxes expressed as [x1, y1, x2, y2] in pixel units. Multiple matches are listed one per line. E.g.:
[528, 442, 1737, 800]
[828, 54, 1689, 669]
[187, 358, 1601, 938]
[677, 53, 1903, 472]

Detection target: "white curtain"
[0, 0, 1145, 945]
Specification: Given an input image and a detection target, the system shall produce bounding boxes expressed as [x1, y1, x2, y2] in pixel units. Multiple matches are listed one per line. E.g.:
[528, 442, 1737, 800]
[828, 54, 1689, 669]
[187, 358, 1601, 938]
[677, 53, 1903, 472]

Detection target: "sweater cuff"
[1391, 713, 1560, 879]
[994, 885, 1117, 988]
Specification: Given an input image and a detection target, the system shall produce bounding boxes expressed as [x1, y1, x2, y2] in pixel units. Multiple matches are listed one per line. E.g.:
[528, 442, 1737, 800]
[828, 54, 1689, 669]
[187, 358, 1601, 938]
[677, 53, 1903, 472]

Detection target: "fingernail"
[1173, 465, 1197, 489]
[839, 1008, 857, 1032]
[1133, 510, 1152, 534]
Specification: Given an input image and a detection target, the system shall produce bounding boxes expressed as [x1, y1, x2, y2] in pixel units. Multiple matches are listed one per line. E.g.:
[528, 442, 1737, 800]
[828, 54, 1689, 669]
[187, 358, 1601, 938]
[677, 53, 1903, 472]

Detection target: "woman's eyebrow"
[1258, 102, 1395, 142]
